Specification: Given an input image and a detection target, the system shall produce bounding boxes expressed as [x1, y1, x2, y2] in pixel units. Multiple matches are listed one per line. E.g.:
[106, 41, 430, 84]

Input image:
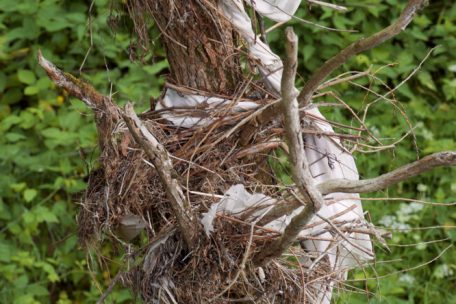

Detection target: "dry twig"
[297, 0, 427, 107]
[96, 271, 124, 304]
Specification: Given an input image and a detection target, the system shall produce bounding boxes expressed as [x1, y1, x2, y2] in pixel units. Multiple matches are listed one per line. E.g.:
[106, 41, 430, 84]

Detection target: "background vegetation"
[0, 0, 455, 303]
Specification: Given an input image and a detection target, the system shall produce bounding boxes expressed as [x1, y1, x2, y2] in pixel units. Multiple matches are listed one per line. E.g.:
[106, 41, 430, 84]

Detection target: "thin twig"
[96, 271, 123, 304]
[297, 0, 427, 107]
[307, 0, 348, 12]
[315, 214, 374, 257]
[260, 151, 456, 226]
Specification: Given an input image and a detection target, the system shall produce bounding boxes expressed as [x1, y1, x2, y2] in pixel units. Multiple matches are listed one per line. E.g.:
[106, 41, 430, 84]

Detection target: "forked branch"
[254, 28, 325, 266]
[297, 0, 427, 107]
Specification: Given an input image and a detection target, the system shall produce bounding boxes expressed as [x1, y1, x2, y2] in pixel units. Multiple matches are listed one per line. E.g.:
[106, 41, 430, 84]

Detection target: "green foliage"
[2, 0, 455, 303]
[271, 1, 456, 303]
[0, 0, 165, 302]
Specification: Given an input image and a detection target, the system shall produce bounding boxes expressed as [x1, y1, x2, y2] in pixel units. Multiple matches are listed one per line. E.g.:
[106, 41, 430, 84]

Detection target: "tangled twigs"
[297, 0, 427, 107]
[254, 28, 324, 266]
[37, 51, 198, 248]
[122, 103, 197, 248]
[37, 50, 121, 176]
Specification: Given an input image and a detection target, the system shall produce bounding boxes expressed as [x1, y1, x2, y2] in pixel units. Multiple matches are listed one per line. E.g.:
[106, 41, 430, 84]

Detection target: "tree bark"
[129, 0, 242, 94]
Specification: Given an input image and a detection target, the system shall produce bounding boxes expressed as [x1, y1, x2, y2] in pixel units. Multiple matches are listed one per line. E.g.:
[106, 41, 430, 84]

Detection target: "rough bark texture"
[132, 0, 242, 94]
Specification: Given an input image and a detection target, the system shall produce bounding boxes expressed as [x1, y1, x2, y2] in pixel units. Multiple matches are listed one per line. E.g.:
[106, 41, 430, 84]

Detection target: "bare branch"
[317, 151, 456, 195]
[297, 0, 427, 107]
[257, 152, 456, 229]
[38, 50, 110, 109]
[37, 50, 120, 160]
[257, 197, 301, 226]
[122, 103, 197, 248]
[254, 28, 325, 266]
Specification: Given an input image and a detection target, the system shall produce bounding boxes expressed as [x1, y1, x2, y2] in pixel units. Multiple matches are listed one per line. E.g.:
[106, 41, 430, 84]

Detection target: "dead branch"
[297, 0, 427, 107]
[122, 103, 197, 248]
[37, 51, 121, 176]
[254, 28, 325, 266]
[38, 51, 198, 248]
[257, 197, 301, 226]
[317, 151, 456, 195]
[259, 151, 456, 226]
[38, 50, 112, 110]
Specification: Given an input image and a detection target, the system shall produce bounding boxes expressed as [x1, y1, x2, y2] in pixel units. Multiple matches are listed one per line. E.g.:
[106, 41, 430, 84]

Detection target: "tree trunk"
[130, 0, 242, 94]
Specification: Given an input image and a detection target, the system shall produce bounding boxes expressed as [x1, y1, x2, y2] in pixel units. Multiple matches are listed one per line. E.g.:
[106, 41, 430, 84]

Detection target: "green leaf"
[302, 44, 315, 62]
[23, 189, 38, 203]
[143, 60, 168, 75]
[41, 127, 65, 139]
[1, 88, 23, 105]
[0, 243, 13, 262]
[27, 284, 49, 297]
[24, 86, 40, 95]
[0, 72, 7, 92]
[17, 70, 36, 85]
[0, 200, 12, 220]
[5, 132, 26, 142]
[35, 206, 59, 223]
[1, 115, 22, 130]
[417, 71, 436, 91]
[36, 261, 60, 282]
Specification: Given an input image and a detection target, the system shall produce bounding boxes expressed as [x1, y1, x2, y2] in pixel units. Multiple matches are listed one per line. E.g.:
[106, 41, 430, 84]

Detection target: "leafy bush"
[0, 0, 164, 302]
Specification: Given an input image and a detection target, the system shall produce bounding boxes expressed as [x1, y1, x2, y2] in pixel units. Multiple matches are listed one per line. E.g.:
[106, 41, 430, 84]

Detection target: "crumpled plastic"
[156, 89, 258, 128]
[201, 184, 277, 236]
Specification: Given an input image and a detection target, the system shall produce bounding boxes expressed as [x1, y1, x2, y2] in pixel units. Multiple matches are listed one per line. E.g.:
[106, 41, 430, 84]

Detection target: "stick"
[122, 103, 197, 248]
[37, 51, 120, 154]
[254, 28, 325, 266]
[96, 271, 123, 304]
[38, 50, 110, 109]
[259, 151, 456, 226]
[317, 151, 456, 195]
[307, 0, 348, 12]
[297, 0, 427, 107]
